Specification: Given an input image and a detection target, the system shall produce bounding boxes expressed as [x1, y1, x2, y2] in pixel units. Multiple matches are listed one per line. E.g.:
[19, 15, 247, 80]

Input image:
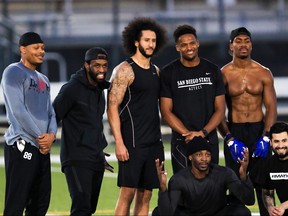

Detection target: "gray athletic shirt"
[1, 62, 57, 148]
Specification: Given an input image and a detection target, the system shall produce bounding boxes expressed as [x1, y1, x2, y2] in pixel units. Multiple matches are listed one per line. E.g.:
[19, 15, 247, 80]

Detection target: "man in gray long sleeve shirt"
[1, 32, 57, 216]
[153, 136, 255, 216]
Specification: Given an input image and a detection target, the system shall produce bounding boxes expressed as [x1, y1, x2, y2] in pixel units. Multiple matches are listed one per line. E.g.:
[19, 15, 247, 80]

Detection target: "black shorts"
[117, 141, 164, 190]
[225, 121, 271, 185]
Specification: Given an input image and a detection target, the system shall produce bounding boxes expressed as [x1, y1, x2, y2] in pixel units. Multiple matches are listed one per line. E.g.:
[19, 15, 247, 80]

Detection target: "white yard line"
[0, 151, 224, 166]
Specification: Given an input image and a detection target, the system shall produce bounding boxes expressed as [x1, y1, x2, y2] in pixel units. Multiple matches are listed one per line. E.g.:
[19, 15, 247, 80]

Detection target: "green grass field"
[0, 141, 270, 215]
[0, 142, 170, 216]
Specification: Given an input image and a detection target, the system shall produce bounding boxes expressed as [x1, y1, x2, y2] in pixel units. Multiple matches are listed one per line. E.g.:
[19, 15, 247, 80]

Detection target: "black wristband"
[264, 131, 270, 137]
[224, 133, 233, 142]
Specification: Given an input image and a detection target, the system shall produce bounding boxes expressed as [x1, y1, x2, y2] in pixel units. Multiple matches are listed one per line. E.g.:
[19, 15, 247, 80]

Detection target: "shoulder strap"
[126, 57, 133, 64]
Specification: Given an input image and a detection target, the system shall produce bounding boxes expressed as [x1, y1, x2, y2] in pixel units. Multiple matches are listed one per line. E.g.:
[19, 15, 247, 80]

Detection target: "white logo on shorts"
[23, 152, 33, 160]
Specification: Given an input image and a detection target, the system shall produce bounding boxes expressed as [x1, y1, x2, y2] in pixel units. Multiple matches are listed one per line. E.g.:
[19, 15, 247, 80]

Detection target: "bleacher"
[0, 0, 287, 124]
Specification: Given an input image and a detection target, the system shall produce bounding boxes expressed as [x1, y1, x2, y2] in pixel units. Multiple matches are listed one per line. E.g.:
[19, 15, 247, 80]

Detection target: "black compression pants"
[64, 166, 104, 216]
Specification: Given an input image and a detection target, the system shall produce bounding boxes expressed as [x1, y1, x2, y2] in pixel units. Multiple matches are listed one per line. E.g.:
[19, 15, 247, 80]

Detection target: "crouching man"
[153, 136, 255, 216]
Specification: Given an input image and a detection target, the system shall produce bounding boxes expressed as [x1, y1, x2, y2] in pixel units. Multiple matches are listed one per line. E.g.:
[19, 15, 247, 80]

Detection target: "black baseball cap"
[229, 27, 251, 43]
[187, 136, 211, 156]
[85, 47, 108, 62]
[19, 32, 44, 46]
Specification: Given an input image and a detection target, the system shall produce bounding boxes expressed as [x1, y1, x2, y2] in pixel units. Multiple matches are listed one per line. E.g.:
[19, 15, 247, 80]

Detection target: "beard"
[274, 147, 288, 159]
[182, 54, 197, 62]
[237, 52, 249, 60]
[239, 55, 249, 60]
[88, 70, 106, 83]
[277, 152, 288, 159]
[139, 45, 153, 58]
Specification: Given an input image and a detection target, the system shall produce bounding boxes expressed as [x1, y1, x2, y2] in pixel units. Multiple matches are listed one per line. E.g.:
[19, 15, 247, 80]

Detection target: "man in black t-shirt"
[262, 122, 288, 216]
[160, 24, 226, 173]
[153, 136, 254, 216]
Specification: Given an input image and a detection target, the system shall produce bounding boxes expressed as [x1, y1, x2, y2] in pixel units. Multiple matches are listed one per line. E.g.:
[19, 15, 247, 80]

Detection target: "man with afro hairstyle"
[107, 17, 168, 215]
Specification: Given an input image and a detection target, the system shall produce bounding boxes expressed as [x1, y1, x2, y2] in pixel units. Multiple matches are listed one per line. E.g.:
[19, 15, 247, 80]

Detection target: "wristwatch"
[201, 129, 209, 137]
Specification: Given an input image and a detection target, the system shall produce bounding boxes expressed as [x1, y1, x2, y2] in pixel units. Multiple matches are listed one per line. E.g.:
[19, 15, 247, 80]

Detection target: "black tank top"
[119, 58, 162, 148]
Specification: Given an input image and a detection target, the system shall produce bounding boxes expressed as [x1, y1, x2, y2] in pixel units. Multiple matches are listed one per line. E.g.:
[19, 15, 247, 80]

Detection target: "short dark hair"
[122, 17, 168, 55]
[173, 24, 197, 43]
[269, 121, 288, 139]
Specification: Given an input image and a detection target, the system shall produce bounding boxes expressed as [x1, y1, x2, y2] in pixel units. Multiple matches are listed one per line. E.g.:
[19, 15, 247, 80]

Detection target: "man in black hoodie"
[53, 47, 112, 216]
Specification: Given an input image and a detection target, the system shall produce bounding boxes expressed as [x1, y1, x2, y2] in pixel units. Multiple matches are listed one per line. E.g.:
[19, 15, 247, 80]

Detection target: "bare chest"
[226, 73, 264, 97]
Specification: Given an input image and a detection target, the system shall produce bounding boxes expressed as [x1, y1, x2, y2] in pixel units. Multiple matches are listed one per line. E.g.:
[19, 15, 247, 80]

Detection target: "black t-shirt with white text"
[160, 58, 225, 143]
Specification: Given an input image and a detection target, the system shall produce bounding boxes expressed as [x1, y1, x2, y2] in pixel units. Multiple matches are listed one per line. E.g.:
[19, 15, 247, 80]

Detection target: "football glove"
[227, 138, 246, 162]
[252, 136, 270, 158]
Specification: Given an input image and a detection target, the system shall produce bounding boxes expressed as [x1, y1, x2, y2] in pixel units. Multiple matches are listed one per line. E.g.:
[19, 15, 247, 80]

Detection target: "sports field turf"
[0, 141, 272, 215]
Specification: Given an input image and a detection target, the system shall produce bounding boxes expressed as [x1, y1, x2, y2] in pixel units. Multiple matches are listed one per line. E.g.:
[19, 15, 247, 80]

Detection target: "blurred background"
[0, 2, 287, 214]
[0, 0, 287, 144]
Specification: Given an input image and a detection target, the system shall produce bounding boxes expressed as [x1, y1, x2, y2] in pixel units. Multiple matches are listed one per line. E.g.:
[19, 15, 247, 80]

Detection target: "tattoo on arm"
[108, 63, 134, 107]
[263, 189, 275, 209]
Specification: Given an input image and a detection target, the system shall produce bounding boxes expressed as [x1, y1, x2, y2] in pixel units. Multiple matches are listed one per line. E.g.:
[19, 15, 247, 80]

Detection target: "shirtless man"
[218, 27, 277, 216]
